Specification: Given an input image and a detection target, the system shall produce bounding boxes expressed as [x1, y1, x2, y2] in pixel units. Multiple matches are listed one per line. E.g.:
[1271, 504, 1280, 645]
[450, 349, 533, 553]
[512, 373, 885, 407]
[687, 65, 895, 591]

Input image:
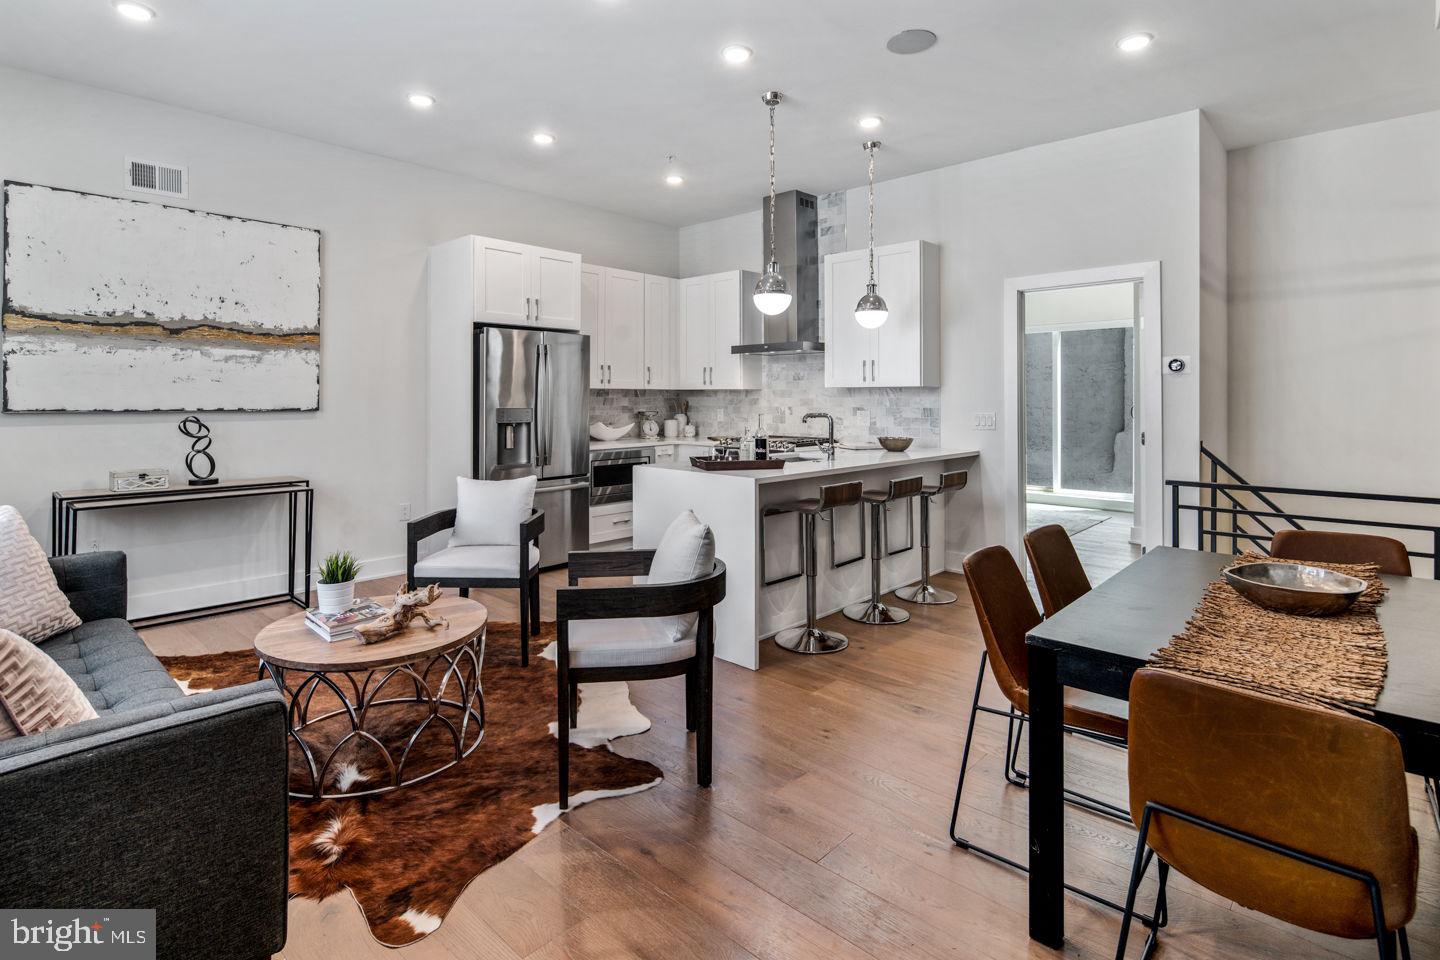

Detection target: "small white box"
[109, 468, 171, 493]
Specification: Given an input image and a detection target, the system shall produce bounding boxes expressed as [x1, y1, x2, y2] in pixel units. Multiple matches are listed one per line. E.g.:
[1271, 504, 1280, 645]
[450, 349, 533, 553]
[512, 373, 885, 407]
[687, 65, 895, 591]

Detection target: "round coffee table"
[254, 594, 488, 800]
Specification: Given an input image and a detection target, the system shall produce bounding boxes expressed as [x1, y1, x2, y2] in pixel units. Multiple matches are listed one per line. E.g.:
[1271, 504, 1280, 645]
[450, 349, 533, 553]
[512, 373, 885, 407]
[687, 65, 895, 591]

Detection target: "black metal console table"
[51, 476, 314, 627]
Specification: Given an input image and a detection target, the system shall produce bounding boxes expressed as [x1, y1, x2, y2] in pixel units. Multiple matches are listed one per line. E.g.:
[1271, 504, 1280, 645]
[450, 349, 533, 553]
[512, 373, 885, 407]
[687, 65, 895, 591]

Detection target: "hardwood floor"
[140, 569, 1438, 960]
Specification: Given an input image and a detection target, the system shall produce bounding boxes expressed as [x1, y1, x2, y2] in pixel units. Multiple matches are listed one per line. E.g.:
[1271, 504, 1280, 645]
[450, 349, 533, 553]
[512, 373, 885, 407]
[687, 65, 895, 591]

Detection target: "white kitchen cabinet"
[584, 266, 672, 389]
[677, 270, 761, 390]
[823, 240, 940, 388]
[643, 274, 675, 389]
[433, 235, 581, 331]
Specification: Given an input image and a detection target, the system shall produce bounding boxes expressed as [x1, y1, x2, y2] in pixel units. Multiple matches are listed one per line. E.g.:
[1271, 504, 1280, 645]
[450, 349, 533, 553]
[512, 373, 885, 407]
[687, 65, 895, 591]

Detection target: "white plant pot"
[316, 580, 356, 615]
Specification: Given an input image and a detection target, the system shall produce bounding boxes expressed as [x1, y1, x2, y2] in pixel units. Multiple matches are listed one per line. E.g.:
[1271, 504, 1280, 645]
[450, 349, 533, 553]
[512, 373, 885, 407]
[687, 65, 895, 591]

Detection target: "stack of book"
[304, 600, 388, 641]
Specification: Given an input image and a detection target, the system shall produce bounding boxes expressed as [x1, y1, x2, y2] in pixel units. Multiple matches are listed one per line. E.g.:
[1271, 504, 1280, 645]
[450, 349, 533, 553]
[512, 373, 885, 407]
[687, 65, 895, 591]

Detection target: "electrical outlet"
[399, 502, 411, 522]
[973, 412, 997, 431]
[89, 538, 100, 552]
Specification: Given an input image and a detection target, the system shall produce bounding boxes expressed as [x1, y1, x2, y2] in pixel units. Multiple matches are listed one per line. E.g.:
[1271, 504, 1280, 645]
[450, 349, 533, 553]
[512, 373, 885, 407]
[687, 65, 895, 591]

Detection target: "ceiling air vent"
[125, 158, 187, 198]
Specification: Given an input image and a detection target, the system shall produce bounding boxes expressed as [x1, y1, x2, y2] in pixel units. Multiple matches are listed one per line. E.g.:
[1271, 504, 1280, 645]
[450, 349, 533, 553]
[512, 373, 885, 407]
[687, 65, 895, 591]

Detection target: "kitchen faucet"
[802, 412, 835, 458]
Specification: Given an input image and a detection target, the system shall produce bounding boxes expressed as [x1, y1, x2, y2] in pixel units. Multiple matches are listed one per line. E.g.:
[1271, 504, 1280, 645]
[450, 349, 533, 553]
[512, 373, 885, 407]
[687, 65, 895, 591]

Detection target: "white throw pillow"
[0, 506, 82, 642]
[647, 510, 716, 642]
[0, 627, 98, 740]
[449, 476, 537, 547]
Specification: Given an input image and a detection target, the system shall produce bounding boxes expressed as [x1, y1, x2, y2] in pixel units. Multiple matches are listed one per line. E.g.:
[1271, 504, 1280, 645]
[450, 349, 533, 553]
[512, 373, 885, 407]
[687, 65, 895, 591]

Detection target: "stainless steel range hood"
[731, 189, 823, 355]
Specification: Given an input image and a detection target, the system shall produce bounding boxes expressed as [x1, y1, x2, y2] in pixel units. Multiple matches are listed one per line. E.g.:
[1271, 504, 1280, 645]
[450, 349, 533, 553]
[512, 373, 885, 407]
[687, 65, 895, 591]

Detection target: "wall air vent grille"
[126, 158, 187, 198]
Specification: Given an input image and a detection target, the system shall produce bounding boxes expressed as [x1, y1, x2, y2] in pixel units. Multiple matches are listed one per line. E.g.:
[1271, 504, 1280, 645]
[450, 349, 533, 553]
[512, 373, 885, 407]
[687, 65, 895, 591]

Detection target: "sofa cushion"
[450, 475, 537, 547]
[38, 619, 183, 714]
[0, 505, 82, 642]
[566, 616, 697, 669]
[0, 627, 98, 739]
[414, 544, 540, 581]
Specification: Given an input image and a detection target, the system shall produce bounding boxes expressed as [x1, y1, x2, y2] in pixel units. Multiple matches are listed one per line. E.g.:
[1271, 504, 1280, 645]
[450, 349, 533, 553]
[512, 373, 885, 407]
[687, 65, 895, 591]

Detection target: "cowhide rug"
[159, 622, 661, 947]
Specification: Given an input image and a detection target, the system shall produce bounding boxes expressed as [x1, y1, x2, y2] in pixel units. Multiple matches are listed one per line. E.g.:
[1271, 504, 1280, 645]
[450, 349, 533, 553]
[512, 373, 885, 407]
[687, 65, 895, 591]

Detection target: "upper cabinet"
[437, 235, 581, 331]
[582, 265, 648, 389]
[643, 274, 675, 390]
[823, 240, 940, 388]
[677, 271, 761, 390]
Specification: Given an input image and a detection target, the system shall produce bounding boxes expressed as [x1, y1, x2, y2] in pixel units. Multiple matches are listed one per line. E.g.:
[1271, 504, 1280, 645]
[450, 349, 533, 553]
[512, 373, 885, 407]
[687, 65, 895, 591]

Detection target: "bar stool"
[895, 469, 968, 604]
[769, 480, 864, 654]
[844, 475, 925, 625]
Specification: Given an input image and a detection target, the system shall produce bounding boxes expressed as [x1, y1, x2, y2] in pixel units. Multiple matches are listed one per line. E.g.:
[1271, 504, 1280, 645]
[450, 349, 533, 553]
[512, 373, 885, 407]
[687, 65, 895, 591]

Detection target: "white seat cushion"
[567, 616, 697, 669]
[414, 544, 539, 581]
[450, 475, 537, 547]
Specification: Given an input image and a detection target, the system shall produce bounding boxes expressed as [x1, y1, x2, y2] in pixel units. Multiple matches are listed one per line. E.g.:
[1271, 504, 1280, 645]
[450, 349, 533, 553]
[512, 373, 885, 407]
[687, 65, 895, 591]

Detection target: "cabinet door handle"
[861, 360, 867, 382]
[646, 365, 651, 385]
[526, 296, 532, 322]
[870, 359, 876, 381]
[535, 298, 540, 320]
[611, 517, 632, 526]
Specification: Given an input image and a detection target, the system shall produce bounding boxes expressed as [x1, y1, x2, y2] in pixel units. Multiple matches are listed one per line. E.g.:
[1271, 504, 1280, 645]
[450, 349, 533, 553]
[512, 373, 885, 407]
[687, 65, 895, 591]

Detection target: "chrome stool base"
[843, 599, 911, 625]
[774, 625, 850, 654]
[894, 582, 958, 604]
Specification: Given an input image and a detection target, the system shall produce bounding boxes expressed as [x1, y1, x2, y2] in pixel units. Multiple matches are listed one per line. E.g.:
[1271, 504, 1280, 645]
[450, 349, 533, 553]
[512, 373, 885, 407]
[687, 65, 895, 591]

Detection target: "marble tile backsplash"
[589, 352, 940, 445]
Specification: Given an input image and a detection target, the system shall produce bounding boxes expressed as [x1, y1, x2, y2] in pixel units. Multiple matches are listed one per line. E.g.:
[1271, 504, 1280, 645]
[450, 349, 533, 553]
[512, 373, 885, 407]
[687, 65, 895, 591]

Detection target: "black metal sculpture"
[178, 416, 218, 486]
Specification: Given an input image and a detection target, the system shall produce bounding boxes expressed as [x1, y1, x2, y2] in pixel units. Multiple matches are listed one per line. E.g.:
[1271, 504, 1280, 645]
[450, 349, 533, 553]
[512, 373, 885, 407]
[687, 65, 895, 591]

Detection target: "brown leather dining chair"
[1269, 529, 1412, 577]
[1024, 523, 1092, 618]
[1118, 668, 1418, 960]
[950, 545, 1131, 888]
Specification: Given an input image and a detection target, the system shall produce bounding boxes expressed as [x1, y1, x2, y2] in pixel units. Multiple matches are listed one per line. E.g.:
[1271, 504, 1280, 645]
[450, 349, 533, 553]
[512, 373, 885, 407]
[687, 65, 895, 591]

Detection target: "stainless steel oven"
[589, 448, 652, 505]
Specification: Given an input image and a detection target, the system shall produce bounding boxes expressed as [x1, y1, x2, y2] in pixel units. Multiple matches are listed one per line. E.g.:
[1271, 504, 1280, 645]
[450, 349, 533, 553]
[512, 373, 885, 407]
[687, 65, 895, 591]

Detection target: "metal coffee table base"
[259, 630, 486, 800]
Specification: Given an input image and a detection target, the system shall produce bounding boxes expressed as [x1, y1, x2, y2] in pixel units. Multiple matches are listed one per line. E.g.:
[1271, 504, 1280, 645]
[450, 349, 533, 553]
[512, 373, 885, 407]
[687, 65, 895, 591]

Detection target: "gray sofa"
[0, 552, 289, 960]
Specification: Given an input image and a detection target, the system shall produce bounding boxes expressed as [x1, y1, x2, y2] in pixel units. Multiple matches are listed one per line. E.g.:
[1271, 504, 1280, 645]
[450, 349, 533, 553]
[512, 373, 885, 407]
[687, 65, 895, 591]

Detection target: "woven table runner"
[1149, 552, 1389, 714]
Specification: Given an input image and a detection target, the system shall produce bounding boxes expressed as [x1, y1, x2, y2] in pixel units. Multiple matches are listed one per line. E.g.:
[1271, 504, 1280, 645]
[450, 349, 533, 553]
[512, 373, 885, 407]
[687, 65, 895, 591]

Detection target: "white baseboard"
[128, 552, 408, 620]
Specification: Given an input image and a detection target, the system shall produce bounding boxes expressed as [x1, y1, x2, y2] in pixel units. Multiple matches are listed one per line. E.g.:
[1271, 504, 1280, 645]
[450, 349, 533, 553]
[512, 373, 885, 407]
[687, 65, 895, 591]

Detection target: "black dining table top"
[1027, 546, 1440, 738]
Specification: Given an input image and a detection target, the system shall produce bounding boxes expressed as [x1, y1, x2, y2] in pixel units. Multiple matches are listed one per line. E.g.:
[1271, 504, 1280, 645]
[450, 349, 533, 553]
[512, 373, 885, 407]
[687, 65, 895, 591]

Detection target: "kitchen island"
[632, 447, 980, 669]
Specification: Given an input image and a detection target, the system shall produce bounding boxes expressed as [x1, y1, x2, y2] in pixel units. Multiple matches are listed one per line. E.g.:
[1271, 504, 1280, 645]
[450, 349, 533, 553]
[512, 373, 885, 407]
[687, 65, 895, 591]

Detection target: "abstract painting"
[2, 182, 321, 412]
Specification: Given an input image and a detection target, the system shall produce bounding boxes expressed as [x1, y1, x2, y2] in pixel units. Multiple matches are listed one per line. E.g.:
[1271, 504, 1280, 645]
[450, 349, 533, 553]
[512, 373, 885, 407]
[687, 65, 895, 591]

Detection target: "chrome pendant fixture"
[854, 140, 889, 329]
[753, 91, 793, 317]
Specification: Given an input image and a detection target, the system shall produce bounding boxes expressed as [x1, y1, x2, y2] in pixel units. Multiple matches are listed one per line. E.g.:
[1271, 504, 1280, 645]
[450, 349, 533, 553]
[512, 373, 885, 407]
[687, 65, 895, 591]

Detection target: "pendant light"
[753, 91, 793, 317]
[854, 139, 889, 329]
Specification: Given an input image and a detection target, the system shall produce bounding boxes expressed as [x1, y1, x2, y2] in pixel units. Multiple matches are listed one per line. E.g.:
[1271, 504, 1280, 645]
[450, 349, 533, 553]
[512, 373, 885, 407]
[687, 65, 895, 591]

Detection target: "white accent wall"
[1229, 109, 1440, 497]
[0, 66, 678, 618]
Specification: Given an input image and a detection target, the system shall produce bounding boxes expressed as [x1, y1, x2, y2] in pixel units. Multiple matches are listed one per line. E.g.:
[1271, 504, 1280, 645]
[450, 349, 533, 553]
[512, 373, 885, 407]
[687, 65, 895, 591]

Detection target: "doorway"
[1001, 263, 1163, 577]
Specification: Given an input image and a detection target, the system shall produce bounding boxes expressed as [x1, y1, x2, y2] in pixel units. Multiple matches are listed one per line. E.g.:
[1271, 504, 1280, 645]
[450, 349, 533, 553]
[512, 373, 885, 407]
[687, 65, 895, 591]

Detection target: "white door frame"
[1001, 262, 1163, 562]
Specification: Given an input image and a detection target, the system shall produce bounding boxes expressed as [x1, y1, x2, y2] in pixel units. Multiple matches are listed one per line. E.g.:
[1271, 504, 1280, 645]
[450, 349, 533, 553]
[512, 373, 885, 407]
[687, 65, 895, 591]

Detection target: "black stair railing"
[1166, 444, 1440, 579]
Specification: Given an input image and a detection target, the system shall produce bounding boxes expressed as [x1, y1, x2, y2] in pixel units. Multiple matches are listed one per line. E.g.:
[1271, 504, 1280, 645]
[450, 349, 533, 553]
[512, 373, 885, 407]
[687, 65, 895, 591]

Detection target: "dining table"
[1024, 546, 1440, 947]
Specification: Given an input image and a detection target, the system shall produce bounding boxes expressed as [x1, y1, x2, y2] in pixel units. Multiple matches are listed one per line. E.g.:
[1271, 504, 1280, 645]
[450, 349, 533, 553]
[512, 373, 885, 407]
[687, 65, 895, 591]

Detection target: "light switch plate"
[1163, 355, 1192, 375]
[973, 412, 997, 430]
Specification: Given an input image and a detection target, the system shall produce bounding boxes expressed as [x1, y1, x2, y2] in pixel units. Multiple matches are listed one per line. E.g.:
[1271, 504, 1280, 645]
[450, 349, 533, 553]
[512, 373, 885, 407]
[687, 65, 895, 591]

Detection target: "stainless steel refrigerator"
[473, 325, 590, 568]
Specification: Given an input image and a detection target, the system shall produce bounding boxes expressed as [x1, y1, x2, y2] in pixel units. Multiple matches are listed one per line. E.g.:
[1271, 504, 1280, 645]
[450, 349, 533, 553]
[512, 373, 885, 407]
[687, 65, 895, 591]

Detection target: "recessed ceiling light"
[858, 115, 883, 131]
[664, 155, 684, 186]
[532, 131, 557, 146]
[886, 29, 937, 55]
[721, 44, 753, 65]
[407, 93, 436, 109]
[1117, 32, 1154, 53]
[113, 1, 156, 21]
[665, 173, 685, 186]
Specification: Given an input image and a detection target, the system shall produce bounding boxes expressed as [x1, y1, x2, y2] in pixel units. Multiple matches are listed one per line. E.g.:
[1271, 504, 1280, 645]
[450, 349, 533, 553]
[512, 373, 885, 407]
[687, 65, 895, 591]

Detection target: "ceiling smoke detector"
[886, 29, 937, 55]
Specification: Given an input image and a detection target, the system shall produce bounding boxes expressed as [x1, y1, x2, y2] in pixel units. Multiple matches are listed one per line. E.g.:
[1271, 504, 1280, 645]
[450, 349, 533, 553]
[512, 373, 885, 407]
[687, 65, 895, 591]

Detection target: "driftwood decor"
[354, 584, 449, 645]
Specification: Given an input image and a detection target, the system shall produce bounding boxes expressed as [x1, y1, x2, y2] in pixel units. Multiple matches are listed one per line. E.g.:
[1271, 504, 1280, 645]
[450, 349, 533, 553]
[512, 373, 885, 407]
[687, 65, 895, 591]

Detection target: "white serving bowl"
[589, 421, 637, 441]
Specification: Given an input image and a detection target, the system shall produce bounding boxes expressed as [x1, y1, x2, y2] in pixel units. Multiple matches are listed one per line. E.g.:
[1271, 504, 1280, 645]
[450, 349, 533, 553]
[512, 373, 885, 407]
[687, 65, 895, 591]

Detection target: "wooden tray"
[690, 456, 785, 471]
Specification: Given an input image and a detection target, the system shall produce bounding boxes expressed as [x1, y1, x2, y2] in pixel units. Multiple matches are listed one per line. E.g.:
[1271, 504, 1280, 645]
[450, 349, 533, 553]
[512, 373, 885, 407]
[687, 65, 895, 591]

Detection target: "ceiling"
[1, 0, 1436, 226]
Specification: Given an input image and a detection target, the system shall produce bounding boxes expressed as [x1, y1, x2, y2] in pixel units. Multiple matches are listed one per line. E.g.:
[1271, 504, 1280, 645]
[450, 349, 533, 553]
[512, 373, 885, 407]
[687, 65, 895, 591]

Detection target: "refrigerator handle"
[533, 343, 544, 468]
[544, 342, 554, 466]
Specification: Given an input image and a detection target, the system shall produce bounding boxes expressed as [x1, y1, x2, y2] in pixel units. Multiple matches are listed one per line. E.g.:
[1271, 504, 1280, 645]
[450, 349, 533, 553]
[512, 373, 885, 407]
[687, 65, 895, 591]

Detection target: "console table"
[51, 476, 314, 627]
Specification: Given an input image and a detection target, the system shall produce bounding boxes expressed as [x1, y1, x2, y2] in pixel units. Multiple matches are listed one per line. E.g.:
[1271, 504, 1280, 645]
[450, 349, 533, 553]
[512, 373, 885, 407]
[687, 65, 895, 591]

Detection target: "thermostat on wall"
[1163, 355, 1191, 374]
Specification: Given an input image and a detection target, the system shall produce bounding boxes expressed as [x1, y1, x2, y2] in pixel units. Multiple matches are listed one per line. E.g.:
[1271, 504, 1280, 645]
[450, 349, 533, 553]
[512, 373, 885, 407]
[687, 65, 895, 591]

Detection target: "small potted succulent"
[316, 550, 362, 614]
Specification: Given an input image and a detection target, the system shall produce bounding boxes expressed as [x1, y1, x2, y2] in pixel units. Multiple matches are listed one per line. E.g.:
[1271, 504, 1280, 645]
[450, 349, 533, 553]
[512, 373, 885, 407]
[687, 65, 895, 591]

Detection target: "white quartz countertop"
[637, 446, 980, 484]
[589, 437, 713, 451]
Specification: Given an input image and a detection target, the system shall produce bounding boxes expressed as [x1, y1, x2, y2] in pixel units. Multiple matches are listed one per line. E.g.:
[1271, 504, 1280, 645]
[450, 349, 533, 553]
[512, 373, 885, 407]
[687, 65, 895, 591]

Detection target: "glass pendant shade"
[753, 259, 792, 316]
[854, 282, 889, 329]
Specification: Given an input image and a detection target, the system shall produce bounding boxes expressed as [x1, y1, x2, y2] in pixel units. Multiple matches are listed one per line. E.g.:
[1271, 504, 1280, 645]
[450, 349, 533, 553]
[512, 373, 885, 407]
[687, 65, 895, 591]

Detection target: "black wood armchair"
[555, 549, 727, 810]
[406, 507, 544, 665]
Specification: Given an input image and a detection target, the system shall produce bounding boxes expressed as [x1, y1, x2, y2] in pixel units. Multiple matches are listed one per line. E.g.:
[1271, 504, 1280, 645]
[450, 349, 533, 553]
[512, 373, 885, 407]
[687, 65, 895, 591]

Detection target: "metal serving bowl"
[877, 436, 914, 452]
[1223, 561, 1366, 617]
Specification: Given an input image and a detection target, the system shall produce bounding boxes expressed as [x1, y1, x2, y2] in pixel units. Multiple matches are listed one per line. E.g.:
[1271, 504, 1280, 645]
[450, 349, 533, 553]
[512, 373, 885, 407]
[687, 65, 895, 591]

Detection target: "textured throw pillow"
[647, 510, 716, 642]
[0, 627, 98, 740]
[450, 476, 538, 547]
[0, 505, 81, 642]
